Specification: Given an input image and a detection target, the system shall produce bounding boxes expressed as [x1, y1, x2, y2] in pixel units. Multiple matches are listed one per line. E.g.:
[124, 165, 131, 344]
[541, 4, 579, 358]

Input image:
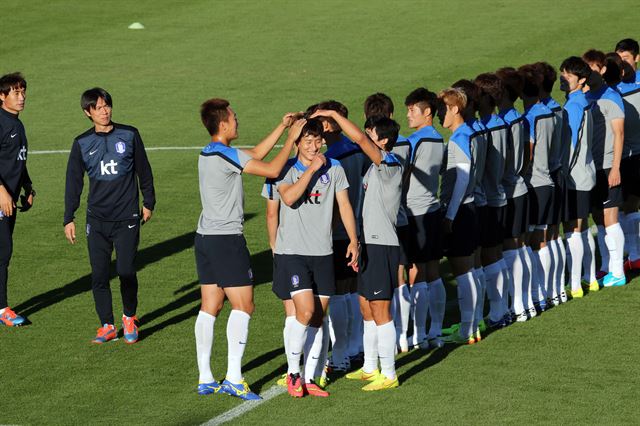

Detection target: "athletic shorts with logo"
[195, 233, 253, 287]
[358, 244, 399, 301]
[591, 168, 624, 210]
[271, 254, 290, 300]
[281, 254, 335, 297]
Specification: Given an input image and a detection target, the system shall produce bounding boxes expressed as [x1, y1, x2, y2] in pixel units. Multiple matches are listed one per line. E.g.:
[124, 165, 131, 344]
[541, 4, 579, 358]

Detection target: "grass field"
[2, 1, 640, 424]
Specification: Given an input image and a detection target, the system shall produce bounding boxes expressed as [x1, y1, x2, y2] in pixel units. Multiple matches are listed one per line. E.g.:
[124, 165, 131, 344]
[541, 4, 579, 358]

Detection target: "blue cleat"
[220, 379, 262, 401]
[198, 381, 223, 395]
[602, 273, 626, 288]
[0, 308, 26, 327]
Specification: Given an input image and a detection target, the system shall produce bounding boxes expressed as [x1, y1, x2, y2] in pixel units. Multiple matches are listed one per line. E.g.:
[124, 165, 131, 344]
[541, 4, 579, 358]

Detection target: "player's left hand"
[310, 110, 334, 119]
[282, 112, 304, 128]
[18, 193, 34, 212]
[346, 240, 359, 272]
[142, 207, 153, 223]
[608, 167, 621, 188]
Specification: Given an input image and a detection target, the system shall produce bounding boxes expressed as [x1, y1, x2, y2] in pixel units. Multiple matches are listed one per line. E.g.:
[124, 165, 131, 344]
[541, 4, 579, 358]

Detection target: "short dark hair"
[303, 103, 319, 119]
[604, 52, 625, 86]
[0, 72, 27, 105]
[200, 98, 231, 136]
[534, 62, 557, 93]
[615, 38, 639, 56]
[364, 93, 394, 119]
[296, 118, 324, 143]
[559, 56, 592, 82]
[517, 64, 543, 98]
[364, 115, 400, 151]
[582, 49, 606, 69]
[315, 100, 348, 118]
[474, 73, 504, 108]
[404, 87, 438, 114]
[451, 79, 480, 111]
[81, 87, 113, 112]
[495, 67, 524, 103]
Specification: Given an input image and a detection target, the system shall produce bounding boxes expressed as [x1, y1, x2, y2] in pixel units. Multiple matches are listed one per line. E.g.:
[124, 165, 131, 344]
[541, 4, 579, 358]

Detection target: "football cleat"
[287, 373, 304, 398]
[602, 273, 626, 288]
[587, 280, 600, 292]
[624, 258, 640, 272]
[595, 270, 608, 281]
[92, 324, 116, 344]
[303, 381, 329, 397]
[475, 330, 482, 343]
[559, 291, 568, 303]
[528, 307, 538, 319]
[486, 317, 506, 329]
[514, 311, 528, 322]
[362, 374, 399, 391]
[441, 323, 460, 336]
[346, 368, 380, 381]
[220, 379, 261, 401]
[0, 308, 26, 327]
[198, 381, 223, 395]
[427, 336, 445, 349]
[569, 288, 584, 299]
[443, 332, 475, 345]
[314, 375, 329, 389]
[122, 315, 139, 344]
[276, 373, 287, 387]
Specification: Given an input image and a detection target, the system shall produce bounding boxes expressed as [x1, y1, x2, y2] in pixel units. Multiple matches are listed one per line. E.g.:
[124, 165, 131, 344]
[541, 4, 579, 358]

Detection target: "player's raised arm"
[278, 152, 326, 206]
[243, 119, 305, 178]
[244, 112, 303, 160]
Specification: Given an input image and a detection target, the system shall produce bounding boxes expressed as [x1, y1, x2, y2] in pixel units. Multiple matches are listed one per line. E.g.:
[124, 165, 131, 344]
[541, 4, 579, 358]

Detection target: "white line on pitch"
[30, 145, 283, 155]
[200, 385, 286, 426]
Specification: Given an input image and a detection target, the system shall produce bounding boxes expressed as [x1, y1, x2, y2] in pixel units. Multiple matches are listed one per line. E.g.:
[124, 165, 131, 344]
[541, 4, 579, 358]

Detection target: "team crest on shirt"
[291, 275, 300, 288]
[115, 141, 126, 155]
[319, 173, 330, 185]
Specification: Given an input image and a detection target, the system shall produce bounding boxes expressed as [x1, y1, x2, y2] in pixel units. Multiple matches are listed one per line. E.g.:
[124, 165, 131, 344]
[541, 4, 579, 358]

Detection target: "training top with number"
[616, 70, 640, 157]
[64, 123, 155, 226]
[404, 125, 444, 216]
[274, 159, 349, 256]
[471, 120, 489, 207]
[563, 90, 595, 191]
[587, 85, 626, 170]
[441, 122, 475, 209]
[499, 107, 528, 199]
[392, 135, 410, 227]
[481, 114, 508, 207]
[362, 150, 403, 246]
[0, 108, 32, 201]
[542, 97, 564, 173]
[523, 103, 555, 188]
[325, 135, 369, 240]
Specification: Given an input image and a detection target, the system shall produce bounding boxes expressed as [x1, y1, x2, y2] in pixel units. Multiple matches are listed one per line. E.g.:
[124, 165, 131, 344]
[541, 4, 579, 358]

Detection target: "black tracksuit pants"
[0, 211, 17, 309]
[87, 216, 140, 325]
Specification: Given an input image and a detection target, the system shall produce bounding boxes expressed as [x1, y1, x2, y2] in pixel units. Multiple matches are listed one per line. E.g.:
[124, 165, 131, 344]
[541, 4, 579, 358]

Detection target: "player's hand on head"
[288, 118, 306, 140]
[64, 222, 77, 245]
[309, 109, 333, 119]
[311, 153, 327, 171]
[282, 112, 304, 128]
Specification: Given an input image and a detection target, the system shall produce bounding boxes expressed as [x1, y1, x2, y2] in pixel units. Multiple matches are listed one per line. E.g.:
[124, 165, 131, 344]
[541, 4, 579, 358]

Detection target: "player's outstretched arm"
[245, 112, 303, 161]
[243, 119, 305, 178]
[311, 110, 382, 165]
[609, 118, 624, 187]
[278, 152, 326, 206]
[335, 189, 359, 269]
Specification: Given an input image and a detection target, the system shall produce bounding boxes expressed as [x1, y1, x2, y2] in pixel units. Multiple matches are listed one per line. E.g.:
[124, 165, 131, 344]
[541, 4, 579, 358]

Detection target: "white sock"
[226, 310, 250, 384]
[195, 311, 216, 383]
[427, 279, 445, 337]
[410, 282, 428, 344]
[484, 261, 504, 322]
[605, 223, 625, 277]
[0, 307, 6, 315]
[504, 249, 524, 315]
[456, 272, 476, 339]
[377, 321, 397, 379]
[314, 317, 330, 378]
[303, 326, 323, 383]
[283, 316, 295, 357]
[555, 238, 566, 297]
[348, 293, 363, 356]
[566, 232, 584, 292]
[328, 295, 349, 365]
[582, 229, 597, 283]
[393, 284, 411, 341]
[522, 247, 534, 311]
[362, 320, 378, 374]
[287, 319, 308, 375]
[473, 268, 485, 331]
[539, 246, 551, 302]
[627, 212, 640, 261]
[596, 225, 609, 272]
[499, 258, 511, 316]
[547, 239, 558, 300]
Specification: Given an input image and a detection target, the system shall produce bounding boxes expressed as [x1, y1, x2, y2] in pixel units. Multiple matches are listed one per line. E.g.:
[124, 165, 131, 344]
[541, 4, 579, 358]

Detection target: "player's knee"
[116, 264, 137, 279]
[200, 301, 223, 316]
[296, 309, 313, 325]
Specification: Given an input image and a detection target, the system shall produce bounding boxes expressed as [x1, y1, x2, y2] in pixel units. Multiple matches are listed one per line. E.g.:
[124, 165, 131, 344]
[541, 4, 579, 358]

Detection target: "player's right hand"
[311, 153, 327, 171]
[0, 185, 15, 217]
[282, 112, 304, 128]
[64, 222, 77, 244]
[287, 118, 307, 141]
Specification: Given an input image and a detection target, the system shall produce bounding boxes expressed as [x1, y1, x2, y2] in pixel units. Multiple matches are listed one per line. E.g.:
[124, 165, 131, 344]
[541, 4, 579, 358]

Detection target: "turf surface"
[2, 0, 640, 424]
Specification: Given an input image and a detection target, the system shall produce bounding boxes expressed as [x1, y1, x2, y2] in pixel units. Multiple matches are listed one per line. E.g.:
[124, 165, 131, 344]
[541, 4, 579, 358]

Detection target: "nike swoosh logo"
[311, 356, 319, 360]
[89, 150, 98, 155]
[10, 133, 17, 138]
[239, 341, 247, 345]
[128, 225, 136, 229]
[292, 352, 301, 355]
[374, 290, 382, 295]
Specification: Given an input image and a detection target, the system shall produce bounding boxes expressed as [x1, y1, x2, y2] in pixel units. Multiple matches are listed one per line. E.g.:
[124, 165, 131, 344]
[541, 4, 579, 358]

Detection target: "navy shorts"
[528, 185, 554, 226]
[280, 254, 335, 297]
[443, 203, 477, 258]
[564, 189, 591, 221]
[358, 244, 399, 301]
[397, 225, 411, 267]
[621, 155, 640, 198]
[591, 168, 624, 210]
[195, 233, 253, 287]
[407, 210, 443, 263]
[271, 254, 290, 300]
[479, 205, 505, 248]
[503, 194, 528, 238]
[333, 239, 358, 281]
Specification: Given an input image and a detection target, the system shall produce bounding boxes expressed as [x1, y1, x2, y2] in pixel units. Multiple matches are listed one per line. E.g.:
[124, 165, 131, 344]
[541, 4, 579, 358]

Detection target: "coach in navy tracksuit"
[64, 88, 155, 344]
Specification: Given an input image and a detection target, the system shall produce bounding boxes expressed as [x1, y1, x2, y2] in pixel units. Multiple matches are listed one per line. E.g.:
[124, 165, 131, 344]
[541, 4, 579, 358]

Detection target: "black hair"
[364, 115, 400, 151]
[495, 67, 524, 103]
[603, 53, 624, 86]
[404, 87, 438, 115]
[535, 62, 557, 93]
[200, 98, 230, 136]
[364, 93, 394, 119]
[615, 38, 639, 57]
[315, 100, 348, 118]
[296, 118, 324, 143]
[474, 73, 505, 108]
[0, 72, 27, 105]
[559, 56, 592, 82]
[451, 79, 480, 112]
[81, 87, 113, 112]
[517, 65, 543, 98]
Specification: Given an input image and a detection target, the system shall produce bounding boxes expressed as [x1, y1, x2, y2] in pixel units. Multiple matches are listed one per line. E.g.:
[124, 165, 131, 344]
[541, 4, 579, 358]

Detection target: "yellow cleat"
[570, 288, 584, 299]
[314, 376, 329, 389]
[588, 281, 600, 292]
[346, 368, 380, 381]
[362, 374, 399, 391]
[276, 373, 287, 387]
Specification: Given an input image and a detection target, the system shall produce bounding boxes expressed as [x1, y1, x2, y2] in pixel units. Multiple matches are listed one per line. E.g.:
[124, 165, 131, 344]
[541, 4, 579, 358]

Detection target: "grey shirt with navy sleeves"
[542, 97, 564, 173]
[392, 135, 410, 227]
[523, 103, 555, 188]
[499, 107, 528, 199]
[441, 122, 475, 209]
[587, 85, 626, 170]
[404, 125, 444, 216]
[616, 71, 640, 158]
[562, 90, 595, 191]
[481, 114, 508, 207]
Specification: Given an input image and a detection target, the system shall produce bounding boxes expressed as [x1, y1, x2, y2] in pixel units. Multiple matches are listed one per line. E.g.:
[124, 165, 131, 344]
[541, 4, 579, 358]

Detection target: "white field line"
[200, 385, 286, 426]
[30, 145, 283, 155]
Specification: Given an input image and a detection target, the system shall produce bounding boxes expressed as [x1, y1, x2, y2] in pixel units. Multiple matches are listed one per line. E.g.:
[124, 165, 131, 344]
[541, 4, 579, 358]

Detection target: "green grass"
[2, 0, 640, 424]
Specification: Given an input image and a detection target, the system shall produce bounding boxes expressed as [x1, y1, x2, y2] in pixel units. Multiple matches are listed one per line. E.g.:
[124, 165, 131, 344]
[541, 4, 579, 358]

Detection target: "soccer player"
[518, 64, 557, 314]
[403, 88, 446, 349]
[474, 73, 511, 327]
[275, 118, 358, 398]
[438, 88, 478, 345]
[314, 110, 403, 390]
[496, 67, 534, 321]
[363, 93, 413, 352]
[583, 50, 627, 287]
[615, 38, 640, 272]
[191, 99, 302, 399]
[0, 72, 34, 327]
[64, 88, 155, 344]
[537, 62, 567, 306]
[558, 56, 596, 298]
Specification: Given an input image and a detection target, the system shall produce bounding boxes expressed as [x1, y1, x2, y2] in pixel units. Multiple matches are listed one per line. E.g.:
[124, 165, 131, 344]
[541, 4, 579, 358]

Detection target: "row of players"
[194, 39, 640, 399]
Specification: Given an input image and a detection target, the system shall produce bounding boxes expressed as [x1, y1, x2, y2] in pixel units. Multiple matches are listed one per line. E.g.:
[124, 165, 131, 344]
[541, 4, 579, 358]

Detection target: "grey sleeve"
[334, 165, 350, 192]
